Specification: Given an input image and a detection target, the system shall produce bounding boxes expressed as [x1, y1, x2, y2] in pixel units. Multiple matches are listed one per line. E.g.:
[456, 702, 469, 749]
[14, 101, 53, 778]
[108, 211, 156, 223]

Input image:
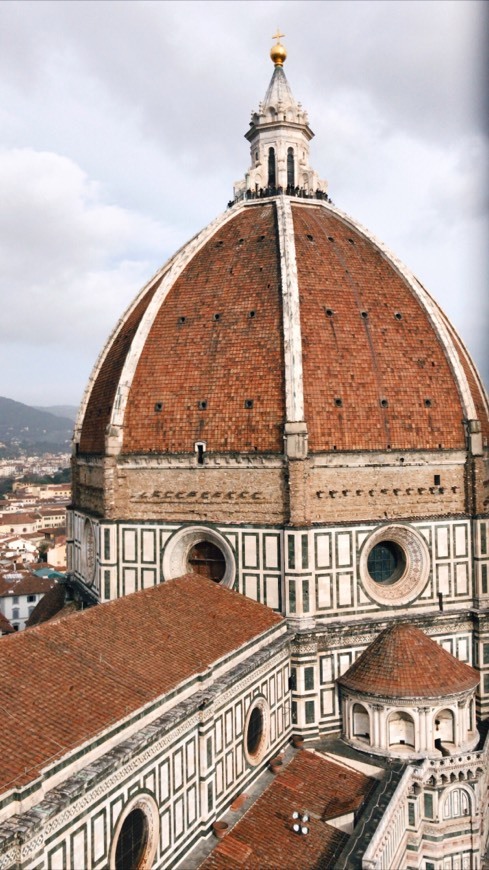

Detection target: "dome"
[75, 196, 489, 458]
[338, 623, 479, 699]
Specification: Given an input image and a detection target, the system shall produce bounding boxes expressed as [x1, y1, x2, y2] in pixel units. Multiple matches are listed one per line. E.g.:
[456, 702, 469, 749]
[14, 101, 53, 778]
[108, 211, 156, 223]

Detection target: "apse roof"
[0, 576, 284, 790]
[338, 623, 479, 699]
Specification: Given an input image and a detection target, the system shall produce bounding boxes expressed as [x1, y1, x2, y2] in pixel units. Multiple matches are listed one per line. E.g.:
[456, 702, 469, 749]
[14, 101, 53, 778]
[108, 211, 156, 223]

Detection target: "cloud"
[0, 0, 487, 403]
[0, 147, 180, 347]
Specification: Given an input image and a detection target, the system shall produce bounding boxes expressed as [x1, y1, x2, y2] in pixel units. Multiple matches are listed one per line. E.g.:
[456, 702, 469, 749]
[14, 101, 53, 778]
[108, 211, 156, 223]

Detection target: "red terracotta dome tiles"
[122, 204, 286, 454]
[338, 623, 479, 699]
[79, 279, 162, 454]
[292, 204, 467, 452]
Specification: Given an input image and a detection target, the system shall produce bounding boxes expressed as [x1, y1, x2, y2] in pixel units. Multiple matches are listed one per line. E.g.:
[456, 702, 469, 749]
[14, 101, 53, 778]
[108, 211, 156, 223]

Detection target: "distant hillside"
[0, 397, 73, 453]
[35, 405, 78, 422]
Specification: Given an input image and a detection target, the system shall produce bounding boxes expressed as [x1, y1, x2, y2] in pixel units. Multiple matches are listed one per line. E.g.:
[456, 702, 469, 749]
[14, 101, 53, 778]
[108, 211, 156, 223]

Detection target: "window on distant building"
[27, 594, 36, 602]
[268, 147, 276, 187]
[287, 147, 295, 187]
[13, 596, 19, 605]
[12, 608, 19, 620]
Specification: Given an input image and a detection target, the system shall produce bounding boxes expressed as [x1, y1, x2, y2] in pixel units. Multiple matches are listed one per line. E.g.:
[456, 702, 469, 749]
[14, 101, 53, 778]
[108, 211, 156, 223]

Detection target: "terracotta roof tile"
[338, 623, 479, 698]
[0, 612, 14, 633]
[0, 574, 55, 597]
[24, 583, 70, 627]
[0, 576, 283, 790]
[199, 751, 374, 869]
[292, 205, 471, 452]
[122, 204, 285, 454]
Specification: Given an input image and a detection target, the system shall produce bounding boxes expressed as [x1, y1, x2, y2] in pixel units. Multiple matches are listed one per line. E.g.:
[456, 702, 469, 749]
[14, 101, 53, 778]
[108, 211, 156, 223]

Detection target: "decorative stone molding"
[243, 696, 271, 767]
[359, 524, 430, 606]
[109, 793, 159, 870]
[161, 525, 236, 588]
[119, 453, 283, 469]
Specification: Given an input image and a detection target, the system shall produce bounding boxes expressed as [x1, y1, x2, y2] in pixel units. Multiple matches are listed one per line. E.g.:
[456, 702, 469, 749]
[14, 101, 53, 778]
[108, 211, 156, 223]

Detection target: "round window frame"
[359, 524, 430, 606]
[162, 525, 236, 588]
[243, 696, 270, 767]
[109, 793, 159, 870]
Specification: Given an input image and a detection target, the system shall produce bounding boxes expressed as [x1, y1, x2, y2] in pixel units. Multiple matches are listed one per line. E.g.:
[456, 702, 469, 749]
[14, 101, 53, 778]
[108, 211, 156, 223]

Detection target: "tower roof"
[338, 623, 479, 699]
[262, 63, 298, 113]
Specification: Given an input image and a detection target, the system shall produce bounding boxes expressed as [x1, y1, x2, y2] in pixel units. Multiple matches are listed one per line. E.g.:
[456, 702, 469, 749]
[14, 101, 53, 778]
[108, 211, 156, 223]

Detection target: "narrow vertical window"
[104, 528, 111, 560]
[481, 523, 487, 554]
[305, 701, 315, 723]
[268, 147, 276, 187]
[408, 802, 415, 826]
[104, 570, 111, 600]
[289, 579, 296, 613]
[482, 564, 488, 594]
[287, 147, 295, 187]
[288, 535, 295, 569]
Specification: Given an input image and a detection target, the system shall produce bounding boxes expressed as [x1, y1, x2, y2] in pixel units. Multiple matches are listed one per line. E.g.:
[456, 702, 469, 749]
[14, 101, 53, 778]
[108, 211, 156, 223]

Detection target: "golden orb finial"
[270, 28, 286, 66]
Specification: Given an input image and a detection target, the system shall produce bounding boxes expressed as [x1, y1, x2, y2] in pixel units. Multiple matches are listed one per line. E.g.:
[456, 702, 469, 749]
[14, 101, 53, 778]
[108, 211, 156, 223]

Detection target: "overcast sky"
[0, 0, 487, 407]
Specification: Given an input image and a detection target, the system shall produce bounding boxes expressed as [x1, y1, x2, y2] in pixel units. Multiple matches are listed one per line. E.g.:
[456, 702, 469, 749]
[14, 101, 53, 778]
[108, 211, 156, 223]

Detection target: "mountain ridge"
[0, 396, 74, 451]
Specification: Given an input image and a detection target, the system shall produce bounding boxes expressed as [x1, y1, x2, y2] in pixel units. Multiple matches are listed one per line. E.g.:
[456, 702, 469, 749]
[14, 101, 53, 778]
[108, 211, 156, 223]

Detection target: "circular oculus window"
[162, 525, 236, 588]
[110, 794, 159, 870]
[360, 524, 430, 605]
[243, 696, 270, 766]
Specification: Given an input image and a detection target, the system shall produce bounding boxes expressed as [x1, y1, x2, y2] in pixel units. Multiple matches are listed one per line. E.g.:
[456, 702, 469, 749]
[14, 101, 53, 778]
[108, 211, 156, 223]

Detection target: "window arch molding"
[387, 709, 416, 749]
[359, 524, 430, 606]
[351, 702, 371, 742]
[109, 792, 159, 870]
[441, 785, 473, 820]
[162, 525, 236, 588]
[243, 695, 270, 767]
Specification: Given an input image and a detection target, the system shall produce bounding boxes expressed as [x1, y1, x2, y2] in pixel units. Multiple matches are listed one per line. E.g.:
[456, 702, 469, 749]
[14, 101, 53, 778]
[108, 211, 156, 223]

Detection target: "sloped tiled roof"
[0, 575, 283, 790]
[199, 750, 375, 869]
[0, 612, 14, 634]
[25, 582, 73, 628]
[0, 574, 55, 597]
[338, 623, 479, 698]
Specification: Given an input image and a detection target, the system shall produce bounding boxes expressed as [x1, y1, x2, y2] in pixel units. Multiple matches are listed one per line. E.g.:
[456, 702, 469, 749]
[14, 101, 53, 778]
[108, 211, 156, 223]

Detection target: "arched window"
[388, 711, 415, 749]
[352, 703, 370, 742]
[434, 709, 455, 744]
[268, 147, 276, 187]
[287, 147, 295, 187]
[442, 788, 471, 819]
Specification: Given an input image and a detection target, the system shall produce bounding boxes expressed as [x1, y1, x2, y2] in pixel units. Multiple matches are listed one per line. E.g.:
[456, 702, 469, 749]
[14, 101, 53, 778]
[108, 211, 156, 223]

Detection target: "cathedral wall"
[283, 518, 473, 625]
[110, 461, 287, 525]
[289, 617, 475, 738]
[308, 452, 467, 524]
[71, 458, 105, 516]
[3, 643, 291, 870]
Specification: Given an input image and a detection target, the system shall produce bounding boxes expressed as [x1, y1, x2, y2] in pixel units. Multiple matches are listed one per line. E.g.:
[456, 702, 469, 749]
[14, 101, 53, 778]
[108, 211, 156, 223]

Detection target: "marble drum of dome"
[359, 524, 430, 606]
